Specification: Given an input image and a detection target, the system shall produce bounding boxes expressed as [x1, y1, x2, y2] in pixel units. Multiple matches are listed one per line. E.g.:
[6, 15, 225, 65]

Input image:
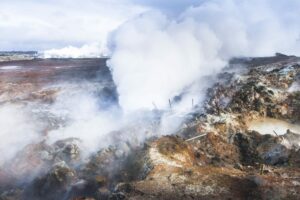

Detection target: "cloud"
[0, 0, 146, 51]
[131, 0, 203, 14]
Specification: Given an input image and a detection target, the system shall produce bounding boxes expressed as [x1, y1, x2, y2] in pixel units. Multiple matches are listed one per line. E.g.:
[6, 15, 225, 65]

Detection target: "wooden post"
[169, 99, 172, 109]
[192, 98, 194, 108]
[273, 130, 279, 137]
[260, 164, 264, 175]
[185, 133, 208, 142]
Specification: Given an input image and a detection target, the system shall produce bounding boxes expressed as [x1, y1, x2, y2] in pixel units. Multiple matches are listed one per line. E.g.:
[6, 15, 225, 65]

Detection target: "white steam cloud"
[1, 0, 300, 173]
[108, 0, 300, 112]
[0, 105, 40, 165]
[108, 11, 224, 111]
[43, 43, 108, 58]
[46, 83, 121, 155]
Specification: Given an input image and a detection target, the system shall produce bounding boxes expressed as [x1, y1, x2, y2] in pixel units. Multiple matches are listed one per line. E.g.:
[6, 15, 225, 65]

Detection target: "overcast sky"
[0, 0, 144, 51]
[1, 0, 299, 53]
[0, 0, 204, 51]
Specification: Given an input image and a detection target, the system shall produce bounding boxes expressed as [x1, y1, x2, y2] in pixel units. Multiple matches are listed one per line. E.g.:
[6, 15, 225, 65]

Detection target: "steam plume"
[1, 0, 300, 174]
[108, 0, 300, 112]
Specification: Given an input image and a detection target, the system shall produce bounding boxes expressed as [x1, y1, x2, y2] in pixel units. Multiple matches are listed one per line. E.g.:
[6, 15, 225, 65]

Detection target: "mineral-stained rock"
[53, 138, 82, 165]
[148, 136, 196, 169]
[233, 131, 297, 166]
[286, 91, 300, 122]
[257, 137, 290, 165]
[24, 161, 76, 200]
[114, 133, 300, 200]
[0, 189, 23, 200]
[3, 142, 53, 183]
[281, 130, 300, 149]
[114, 136, 257, 200]
[233, 131, 261, 165]
[289, 149, 300, 167]
[113, 136, 236, 198]
[0, 137, 82, 189]
[189, 132, 240, 166]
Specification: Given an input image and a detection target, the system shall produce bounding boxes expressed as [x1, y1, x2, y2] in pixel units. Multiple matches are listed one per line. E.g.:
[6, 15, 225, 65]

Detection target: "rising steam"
[43, 43, 108, 58]
[0, 105, 40, 165]
[1, 0, 300, 172]
[108, 0, 300, 112]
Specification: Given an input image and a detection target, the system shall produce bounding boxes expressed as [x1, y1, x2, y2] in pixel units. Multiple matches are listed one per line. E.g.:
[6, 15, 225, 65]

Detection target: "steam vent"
[1, 0, 300, 199]
[0, 52, 299, 200]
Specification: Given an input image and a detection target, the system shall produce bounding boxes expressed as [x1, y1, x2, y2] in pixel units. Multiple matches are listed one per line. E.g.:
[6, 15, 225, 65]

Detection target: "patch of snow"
[0, 66, 21, 70]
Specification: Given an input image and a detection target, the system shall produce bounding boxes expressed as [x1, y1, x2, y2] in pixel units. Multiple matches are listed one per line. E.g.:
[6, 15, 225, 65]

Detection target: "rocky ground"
[0, 52, 37, 62]
[0, 54, 300, 199]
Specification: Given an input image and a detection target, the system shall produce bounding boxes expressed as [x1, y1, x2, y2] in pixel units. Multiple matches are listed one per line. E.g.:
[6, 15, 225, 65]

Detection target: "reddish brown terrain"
[0, 58, 112, 103]
[0, 54, 300, 200]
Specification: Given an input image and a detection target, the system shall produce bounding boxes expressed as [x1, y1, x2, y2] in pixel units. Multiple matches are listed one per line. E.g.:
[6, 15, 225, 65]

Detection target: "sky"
[1, 0, 300, 55]
[0, 0, 205, 51]
[0, 0, 146, 51]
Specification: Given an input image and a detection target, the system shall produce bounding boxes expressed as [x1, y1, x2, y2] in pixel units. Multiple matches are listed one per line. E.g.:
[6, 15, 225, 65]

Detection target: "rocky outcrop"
[1, 54, 300, 199]
[25, 161, 76, 200]
[113, 54, 300, 199]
